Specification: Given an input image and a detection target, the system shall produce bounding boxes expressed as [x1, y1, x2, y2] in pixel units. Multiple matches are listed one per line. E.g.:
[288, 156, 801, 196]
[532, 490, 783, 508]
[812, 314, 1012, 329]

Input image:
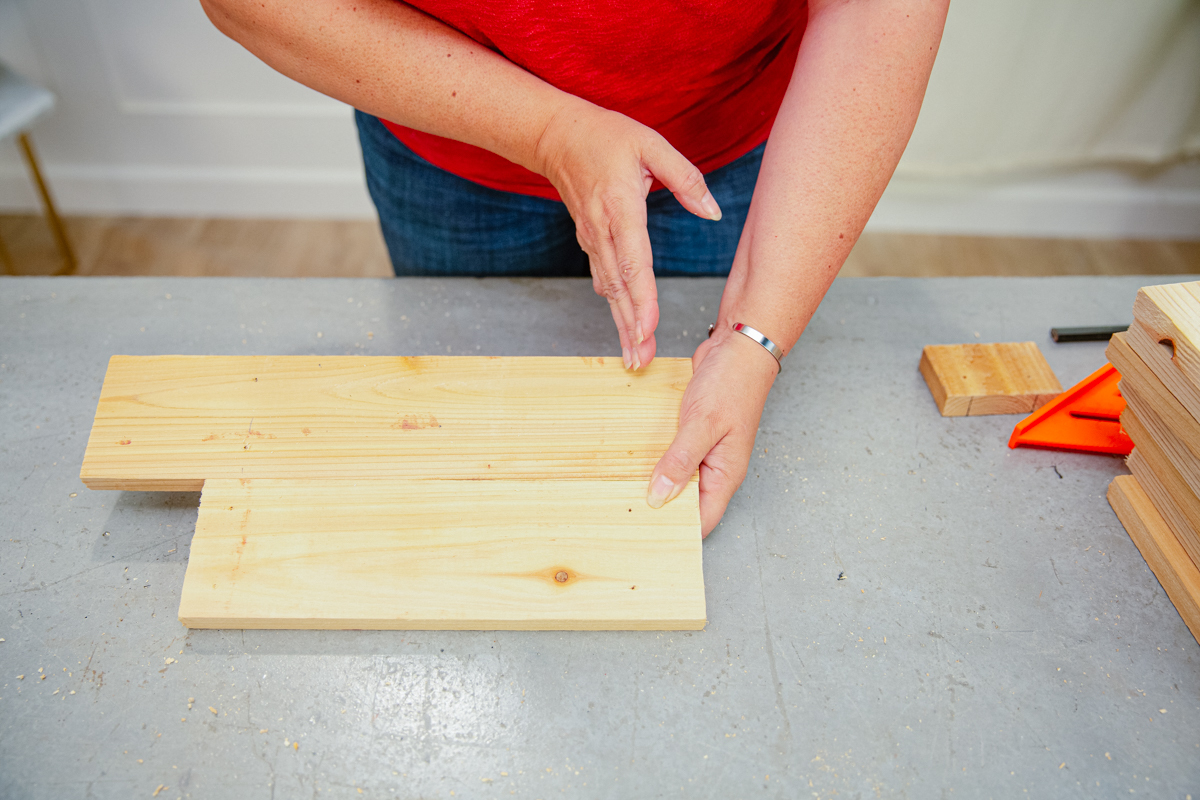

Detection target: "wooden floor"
[1, 213, 1197, 278]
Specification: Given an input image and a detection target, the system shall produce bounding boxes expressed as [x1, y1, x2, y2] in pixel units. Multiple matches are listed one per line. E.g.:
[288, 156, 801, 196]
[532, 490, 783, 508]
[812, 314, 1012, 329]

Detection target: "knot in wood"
[554, 571, 568, 583]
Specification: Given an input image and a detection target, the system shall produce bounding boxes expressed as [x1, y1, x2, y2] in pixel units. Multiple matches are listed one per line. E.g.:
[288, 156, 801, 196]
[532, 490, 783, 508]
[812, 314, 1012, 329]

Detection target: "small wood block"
[1127, 281, 1200, 424]
[179, 478, 705, 631]
[919, 342, 1062, 417]
[1107, 475, 1200, 645]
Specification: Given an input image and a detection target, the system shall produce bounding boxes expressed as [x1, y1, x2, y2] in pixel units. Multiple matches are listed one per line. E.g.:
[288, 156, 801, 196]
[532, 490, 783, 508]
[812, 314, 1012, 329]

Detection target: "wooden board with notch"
[1126, 281, 1200, 425]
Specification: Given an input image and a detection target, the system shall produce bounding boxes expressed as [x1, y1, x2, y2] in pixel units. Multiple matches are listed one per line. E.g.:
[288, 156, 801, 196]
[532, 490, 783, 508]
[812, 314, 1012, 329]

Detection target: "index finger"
[606, 199, 659, 369]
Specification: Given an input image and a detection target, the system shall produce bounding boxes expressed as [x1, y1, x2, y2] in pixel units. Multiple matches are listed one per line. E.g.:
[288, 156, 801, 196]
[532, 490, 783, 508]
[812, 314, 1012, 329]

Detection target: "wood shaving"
[209, 706, 217, 715]
[153, 785, 167, 797]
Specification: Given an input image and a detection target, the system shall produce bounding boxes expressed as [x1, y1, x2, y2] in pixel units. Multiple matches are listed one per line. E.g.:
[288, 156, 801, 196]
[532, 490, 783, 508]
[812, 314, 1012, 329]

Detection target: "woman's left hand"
[646, 326, 779, 536]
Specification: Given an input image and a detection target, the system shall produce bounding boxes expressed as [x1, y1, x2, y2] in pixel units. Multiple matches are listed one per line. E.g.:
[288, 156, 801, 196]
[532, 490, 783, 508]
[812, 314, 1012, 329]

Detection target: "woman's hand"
[533, 99, 723, 371]
[646, 327, 779, 536]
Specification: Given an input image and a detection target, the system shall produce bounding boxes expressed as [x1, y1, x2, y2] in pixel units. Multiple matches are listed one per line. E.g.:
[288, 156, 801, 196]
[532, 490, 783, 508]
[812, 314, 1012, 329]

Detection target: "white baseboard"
[0, 163, 376, 219]
[1, 160, 1198, 239]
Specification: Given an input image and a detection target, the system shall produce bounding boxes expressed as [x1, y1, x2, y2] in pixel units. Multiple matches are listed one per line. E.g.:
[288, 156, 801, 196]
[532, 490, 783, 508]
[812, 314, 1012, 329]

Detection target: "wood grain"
[81, 355, 691, 491]
[1107, 475, 1200, 645]
[1108, 332, 1200, 469]
[919, 342, 1061, 417]
[840, 233, 1200, 278]
[1127, 282, 1200, 424]
[179, 478, 705, 630]
[1120, 380, 1200, 503]
[8, 214, 1198, 278]
[1125, 440, 1200, 573]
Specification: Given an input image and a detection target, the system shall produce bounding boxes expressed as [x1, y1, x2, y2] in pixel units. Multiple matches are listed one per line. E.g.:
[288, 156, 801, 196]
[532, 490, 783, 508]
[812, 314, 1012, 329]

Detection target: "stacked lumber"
[1106, 282, 1200, 642]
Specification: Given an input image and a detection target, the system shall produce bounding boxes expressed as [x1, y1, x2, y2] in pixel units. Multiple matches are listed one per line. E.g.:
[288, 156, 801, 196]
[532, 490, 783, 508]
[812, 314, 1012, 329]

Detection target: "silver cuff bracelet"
[707, 322, 784, 373]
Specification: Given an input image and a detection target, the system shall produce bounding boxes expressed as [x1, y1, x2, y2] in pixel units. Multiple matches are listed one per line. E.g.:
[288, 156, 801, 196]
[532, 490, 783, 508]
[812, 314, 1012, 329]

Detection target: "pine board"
[179, 478, 705, 630]
[1108, 332, 1200, 467]
[81, 355, 691, 491]
[918, 342, 1061, 417]
[1127, 281, 1200, 424]
[1126, 443, 1200, 573]
[1107, 475, 1200, 645]
[1120, 381, 1200, 502]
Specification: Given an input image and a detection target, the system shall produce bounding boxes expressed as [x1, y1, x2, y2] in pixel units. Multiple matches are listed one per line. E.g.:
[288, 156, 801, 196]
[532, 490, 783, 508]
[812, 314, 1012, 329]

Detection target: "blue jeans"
[355, 111, 763, 277]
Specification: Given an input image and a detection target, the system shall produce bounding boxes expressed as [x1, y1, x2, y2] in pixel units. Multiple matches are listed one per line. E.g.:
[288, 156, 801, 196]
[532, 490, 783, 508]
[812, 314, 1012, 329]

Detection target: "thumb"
[644, 139, 722, 222]
[647, 411, 718, 510]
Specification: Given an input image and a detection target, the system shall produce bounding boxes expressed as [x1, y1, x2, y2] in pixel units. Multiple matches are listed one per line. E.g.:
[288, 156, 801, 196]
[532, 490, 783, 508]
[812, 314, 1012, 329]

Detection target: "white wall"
[1, 0, 1198, 239]
[0, 0, 374, 217]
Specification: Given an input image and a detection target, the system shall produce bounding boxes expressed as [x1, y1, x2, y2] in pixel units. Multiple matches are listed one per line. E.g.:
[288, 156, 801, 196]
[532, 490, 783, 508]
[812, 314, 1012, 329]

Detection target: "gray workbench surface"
[2, 275, 1198, 799]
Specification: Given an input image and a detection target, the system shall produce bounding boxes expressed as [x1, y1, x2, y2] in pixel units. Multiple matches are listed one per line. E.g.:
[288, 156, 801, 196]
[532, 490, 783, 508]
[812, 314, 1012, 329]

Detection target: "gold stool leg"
[18, 132, 77, 276]
[0, 227, 15, 275]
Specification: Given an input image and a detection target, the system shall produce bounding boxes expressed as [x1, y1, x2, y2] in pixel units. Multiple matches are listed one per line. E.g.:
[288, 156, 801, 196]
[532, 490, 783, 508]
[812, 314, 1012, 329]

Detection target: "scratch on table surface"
[754, 522, 792, 748]
[1050, 557, 1064, 586]
[0, 534, 187, 597]
[629, 670, 639, 764]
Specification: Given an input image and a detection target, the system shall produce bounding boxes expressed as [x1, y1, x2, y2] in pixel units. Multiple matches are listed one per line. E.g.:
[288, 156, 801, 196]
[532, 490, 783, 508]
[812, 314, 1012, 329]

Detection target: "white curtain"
[897, 0, 1200, 177]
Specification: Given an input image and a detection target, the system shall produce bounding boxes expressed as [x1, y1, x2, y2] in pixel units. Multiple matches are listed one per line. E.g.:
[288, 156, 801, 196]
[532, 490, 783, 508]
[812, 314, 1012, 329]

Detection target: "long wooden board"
[1127, 281, 1200, 424]
[179, 478, 705, 630]
[919, 342, 1061, 417]
[1107, 475, 1200, 645]
[81, 356, 691, 491]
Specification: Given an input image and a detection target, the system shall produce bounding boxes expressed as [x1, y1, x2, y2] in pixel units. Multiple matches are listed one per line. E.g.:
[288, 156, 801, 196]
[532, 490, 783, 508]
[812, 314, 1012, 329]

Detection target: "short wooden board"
[919, 342, 1061, 417]
[81, 355, 692, 491]
[179, 478, 705, 630]
[1107, 475, 1200, 645]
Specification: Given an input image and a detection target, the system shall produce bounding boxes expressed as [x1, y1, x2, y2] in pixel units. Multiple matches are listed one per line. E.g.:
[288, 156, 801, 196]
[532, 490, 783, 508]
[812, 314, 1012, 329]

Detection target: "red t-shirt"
[382, 1, 808, 200]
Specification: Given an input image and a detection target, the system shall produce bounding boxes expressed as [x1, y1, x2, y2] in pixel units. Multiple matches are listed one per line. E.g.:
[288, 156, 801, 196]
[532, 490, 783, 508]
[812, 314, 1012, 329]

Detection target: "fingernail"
[700, 190, 722, 221]
[632, 349, 642, 371]
[623, 347, 632, 370]
[636, 322, 645, 346]
[647, 474, 675, 509]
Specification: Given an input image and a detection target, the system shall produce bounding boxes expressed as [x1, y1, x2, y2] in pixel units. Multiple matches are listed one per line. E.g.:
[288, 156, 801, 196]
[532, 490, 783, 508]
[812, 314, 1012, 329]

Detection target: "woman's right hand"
[531, 99, 723, 371]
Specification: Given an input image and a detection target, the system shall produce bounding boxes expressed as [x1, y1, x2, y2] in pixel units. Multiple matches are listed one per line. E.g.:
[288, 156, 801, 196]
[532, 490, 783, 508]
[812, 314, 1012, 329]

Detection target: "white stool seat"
[0, 61, 74, 275]
[0, 62, 54, 141]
